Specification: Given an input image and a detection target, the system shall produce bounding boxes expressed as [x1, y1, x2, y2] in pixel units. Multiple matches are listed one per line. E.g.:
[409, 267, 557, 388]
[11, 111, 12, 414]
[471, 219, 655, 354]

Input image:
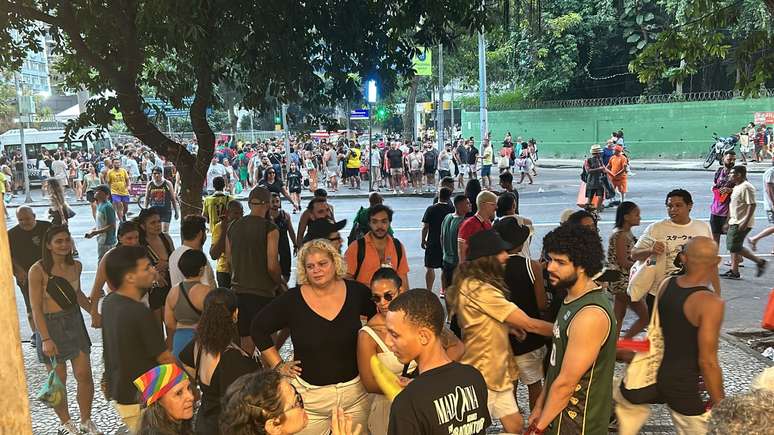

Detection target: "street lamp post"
[367, 79, 377, 192]
[14, 73, 33, 204]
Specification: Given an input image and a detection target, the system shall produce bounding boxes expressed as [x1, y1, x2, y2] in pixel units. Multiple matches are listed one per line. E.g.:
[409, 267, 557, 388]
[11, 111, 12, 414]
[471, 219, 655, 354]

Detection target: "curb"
[537, 162, 769, 174]
[721, 332, 774, 367]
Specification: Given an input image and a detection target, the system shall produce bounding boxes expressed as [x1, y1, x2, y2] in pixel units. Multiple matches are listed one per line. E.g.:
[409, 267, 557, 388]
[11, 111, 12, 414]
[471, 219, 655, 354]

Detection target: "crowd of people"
[7, 131, 774, 435]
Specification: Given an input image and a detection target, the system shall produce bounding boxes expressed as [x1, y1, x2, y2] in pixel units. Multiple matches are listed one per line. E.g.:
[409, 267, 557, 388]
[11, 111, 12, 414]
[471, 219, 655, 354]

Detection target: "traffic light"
[274, 115, 282, 124]
[375, 106, 388, 121]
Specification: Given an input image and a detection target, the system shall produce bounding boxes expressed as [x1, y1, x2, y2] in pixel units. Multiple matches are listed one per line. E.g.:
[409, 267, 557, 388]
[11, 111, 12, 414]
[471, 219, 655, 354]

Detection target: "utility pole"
[346, 100, 351, 142]
[436, 43, 445, 152]
[249, 110, 255, 143]
[477, 31, 488, 145]
[281, 103, 291, 175]
[14, 73, 33, 203]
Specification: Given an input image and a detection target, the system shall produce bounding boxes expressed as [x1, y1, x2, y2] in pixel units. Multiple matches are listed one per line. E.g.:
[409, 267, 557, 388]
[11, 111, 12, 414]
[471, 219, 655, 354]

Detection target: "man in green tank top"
[527, 224, 616, 435]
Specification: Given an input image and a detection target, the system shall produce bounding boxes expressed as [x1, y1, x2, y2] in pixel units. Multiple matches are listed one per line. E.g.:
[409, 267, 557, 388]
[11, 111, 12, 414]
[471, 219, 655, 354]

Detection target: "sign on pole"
[413, 47, 432, 76]
[350, 109, 370, 120]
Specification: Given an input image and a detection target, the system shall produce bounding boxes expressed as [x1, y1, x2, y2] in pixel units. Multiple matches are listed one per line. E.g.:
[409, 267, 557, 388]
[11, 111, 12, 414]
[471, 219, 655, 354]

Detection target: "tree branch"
[4, 1, 62, 26]
[56, 0, 118, 79]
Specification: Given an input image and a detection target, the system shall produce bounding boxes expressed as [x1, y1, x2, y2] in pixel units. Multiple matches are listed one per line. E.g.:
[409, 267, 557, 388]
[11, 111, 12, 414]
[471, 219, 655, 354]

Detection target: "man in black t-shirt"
[386, 289, 491, 435]
[421, 187, 454, 293]
[9, 206, 52, 335]
[466, 140, 479, 179]
[386, 142, 405, 193]
[102, 246, 175, 432]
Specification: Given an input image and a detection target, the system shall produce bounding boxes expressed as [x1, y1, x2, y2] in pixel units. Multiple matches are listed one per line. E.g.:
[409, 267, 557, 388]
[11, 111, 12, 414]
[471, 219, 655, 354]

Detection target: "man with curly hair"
[527, 224, 616, 435]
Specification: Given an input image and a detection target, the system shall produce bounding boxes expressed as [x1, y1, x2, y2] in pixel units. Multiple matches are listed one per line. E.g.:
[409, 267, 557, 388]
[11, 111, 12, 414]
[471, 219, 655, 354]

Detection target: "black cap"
[466, 229, 513, 261]
[303, 219, 347, 244]
[493, 217, 530, 249]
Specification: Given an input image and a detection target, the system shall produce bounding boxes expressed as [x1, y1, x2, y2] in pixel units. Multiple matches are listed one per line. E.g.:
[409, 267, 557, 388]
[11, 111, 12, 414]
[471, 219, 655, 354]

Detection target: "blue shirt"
[96, 201, 117, 246]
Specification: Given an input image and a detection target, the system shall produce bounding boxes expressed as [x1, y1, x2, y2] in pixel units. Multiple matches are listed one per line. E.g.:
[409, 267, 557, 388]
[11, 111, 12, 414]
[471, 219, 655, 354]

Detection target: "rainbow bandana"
[133, 364, 188, 406]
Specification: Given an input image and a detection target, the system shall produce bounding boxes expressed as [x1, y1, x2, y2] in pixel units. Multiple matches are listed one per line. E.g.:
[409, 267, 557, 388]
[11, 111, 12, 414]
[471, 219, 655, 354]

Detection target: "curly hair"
[196, 288, 240, 355]
[220, 370, 286, 435]
[295, 239, 347, 285]
[708, 389, 774, 435]
[543, 224, 604, 277]
[446, 255, 508, 316]
[136, 400, 193, 435]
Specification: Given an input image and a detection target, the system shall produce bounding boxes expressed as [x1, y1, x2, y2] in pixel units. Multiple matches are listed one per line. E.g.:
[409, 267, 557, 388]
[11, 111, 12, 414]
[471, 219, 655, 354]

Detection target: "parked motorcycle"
[703, 133, 739, 168]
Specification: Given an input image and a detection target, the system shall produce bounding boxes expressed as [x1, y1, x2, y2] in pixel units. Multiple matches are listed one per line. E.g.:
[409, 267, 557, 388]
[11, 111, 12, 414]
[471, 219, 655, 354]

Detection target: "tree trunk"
[0, 208, 33, 434]
[403, 76, 419, 142]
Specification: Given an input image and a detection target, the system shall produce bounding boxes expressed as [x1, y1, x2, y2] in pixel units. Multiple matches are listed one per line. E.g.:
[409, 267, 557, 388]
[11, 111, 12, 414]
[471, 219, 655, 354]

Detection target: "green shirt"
[544, 288, 616, 435]
[440, 213, 465, 265]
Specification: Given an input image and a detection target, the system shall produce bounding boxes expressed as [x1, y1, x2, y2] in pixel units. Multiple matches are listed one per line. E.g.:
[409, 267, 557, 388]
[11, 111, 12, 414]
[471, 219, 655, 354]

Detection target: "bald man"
[616, 236, 725, 435]
[9, 206, 52, 336]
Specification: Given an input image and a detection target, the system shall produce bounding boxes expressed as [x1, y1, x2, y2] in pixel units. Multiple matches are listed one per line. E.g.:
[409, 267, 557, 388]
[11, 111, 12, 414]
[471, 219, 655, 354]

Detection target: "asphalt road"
[9, 167, 774, 344]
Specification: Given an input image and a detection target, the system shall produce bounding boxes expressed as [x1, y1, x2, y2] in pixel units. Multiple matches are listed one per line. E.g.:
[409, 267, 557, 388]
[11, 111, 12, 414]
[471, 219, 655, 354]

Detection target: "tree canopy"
[1, 0, 486, 212]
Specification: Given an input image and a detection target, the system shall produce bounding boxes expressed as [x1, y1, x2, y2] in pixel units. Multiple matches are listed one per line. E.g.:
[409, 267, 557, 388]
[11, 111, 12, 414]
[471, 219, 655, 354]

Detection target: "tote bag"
[622, 282, 666, 391]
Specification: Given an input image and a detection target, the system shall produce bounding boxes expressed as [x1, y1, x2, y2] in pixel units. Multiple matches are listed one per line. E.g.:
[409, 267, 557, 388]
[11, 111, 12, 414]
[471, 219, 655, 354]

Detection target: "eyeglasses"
[284, 385, 304, 412]
[328, 236, 342, 242]
[371, 291, 395, 303]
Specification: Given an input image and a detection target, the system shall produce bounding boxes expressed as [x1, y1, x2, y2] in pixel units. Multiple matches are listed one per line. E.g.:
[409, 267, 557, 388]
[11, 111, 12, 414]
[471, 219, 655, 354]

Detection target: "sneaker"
[58, 421, 80, 435]
[756, 259, 768, 278]
[720, 270, 741, 280]
[81, 419, 103, 435]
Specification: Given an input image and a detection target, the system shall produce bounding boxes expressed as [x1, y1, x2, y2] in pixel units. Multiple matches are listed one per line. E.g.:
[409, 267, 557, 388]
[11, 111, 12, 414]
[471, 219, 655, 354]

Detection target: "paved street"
[10, 164, 773, 434]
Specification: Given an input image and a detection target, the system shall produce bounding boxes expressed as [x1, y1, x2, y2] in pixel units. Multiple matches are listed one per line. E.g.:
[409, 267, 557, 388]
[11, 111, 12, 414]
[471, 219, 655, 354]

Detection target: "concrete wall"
[461, 97, 774, 159]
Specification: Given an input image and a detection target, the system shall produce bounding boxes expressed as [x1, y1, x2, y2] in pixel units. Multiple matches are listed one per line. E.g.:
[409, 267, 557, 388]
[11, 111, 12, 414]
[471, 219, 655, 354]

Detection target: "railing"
[462, 88, 774, 111]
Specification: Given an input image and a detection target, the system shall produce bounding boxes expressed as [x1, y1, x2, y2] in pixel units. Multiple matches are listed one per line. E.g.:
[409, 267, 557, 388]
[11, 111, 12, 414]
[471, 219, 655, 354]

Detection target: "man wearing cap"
[449, 229, 554, 433]
[495, 217, 547, 411]
[226, 186, 283, 353]
[607, 145, 629, 205]
[303, 218, 347, 253]
[85, 184, 117, 260]
[583, 144, 607, 212]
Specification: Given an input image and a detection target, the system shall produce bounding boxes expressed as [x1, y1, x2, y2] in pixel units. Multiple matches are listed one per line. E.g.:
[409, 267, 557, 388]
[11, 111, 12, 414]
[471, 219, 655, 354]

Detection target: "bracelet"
[42, 338, 52, 342]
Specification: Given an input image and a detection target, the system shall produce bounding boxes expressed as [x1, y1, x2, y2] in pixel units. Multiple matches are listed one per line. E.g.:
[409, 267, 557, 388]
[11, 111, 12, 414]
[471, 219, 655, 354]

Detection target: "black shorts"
[709, 214, 728, 235]
[441, 261, 456, 289]
[148, 286, 170, 310]
[158, 208, 172, 223]
[424, 245, 443, 268]
[346, 167, 360, 178]
[216, 271, 231, 289]
[586, 186, 604, 199]
[438, 170, 451, 179]
[237, 293, 275, 337]
[424, 168, 436, 176]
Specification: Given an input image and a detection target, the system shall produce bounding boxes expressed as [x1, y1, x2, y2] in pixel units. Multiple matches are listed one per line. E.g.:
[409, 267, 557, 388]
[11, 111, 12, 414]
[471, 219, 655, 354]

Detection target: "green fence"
[461, 97, 774, 159]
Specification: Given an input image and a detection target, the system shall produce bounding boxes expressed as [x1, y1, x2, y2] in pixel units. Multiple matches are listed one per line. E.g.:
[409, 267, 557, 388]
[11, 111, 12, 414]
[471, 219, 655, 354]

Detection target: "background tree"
[1, 0, 485, 214]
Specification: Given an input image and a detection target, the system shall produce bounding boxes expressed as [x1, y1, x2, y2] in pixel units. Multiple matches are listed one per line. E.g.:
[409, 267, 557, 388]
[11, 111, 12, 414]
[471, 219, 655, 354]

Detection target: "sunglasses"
[371, 291, 395, 304]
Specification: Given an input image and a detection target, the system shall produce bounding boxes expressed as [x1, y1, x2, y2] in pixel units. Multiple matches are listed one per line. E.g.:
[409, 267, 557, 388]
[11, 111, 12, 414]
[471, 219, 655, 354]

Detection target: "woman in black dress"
[286, 161, 303, 213]
[259, 167, 299, 211]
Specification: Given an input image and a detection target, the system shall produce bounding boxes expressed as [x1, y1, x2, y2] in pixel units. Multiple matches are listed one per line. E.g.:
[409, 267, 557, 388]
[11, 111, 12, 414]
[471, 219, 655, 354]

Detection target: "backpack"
[353, 237, 404, 282]
[347, 208, 370, 245]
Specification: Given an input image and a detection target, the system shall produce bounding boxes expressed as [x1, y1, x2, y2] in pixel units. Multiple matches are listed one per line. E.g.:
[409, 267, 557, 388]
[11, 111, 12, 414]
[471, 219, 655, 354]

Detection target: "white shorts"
[514, 347, 547, 385]
[487, 388, 519, 420]
[459, 164, 469, 174]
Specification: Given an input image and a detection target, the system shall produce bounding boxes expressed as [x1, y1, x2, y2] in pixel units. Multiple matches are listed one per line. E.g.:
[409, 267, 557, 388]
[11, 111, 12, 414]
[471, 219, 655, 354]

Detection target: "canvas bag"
[622, 281, 666, 391]
[37, 356, 66, 408]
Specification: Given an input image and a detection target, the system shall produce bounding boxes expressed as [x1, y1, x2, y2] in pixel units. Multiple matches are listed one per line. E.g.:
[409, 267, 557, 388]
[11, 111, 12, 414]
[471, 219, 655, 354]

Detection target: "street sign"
[754, 112, 774, 125]
[413, 47, 432, 76]
[350, 109, 369, 120]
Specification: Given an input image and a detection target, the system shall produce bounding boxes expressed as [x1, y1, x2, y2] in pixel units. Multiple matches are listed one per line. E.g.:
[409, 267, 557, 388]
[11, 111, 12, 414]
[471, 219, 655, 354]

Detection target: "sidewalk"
[21, 335, 770, 434]
[537, 157, 772, 173]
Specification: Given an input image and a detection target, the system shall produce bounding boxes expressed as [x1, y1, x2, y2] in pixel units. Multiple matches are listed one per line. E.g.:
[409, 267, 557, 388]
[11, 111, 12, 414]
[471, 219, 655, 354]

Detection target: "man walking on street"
[527, 224, 616, 435]
[440, 194, 471, 293]
[709, 151, 736, 246]
[345, 204, 409, 289]
[721, 165, 768, 278]
[107, 158, 130, 222]
[616, 237, 726, 435]
[499, 171, 520, 213]
[168, 215, 216, 288]
[422, 187, 454, 292]
[85, 185, 117, 260]
[9, 206, 52, 339]
[748, 159, 774, 254]
[202, 176, 233, 233]
[386, 141, 404, 193]
[226, 187, 284, 353]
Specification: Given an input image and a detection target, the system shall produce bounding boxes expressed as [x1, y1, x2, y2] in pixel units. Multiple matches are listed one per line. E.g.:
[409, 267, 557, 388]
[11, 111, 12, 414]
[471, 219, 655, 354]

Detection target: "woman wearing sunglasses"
[356, 268, 465, 434]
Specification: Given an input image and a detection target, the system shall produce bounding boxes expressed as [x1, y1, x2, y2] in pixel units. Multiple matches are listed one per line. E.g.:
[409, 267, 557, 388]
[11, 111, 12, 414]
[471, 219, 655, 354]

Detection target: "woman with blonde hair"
[251, 239, 375, 434]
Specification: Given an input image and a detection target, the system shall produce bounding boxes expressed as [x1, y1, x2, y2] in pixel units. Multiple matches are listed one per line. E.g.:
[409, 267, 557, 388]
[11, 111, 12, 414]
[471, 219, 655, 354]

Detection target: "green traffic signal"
[376, 106, 388, 121]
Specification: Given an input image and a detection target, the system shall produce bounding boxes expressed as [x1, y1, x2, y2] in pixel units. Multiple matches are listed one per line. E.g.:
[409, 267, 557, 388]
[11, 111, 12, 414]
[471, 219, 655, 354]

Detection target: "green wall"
[461, 97, 774, 159]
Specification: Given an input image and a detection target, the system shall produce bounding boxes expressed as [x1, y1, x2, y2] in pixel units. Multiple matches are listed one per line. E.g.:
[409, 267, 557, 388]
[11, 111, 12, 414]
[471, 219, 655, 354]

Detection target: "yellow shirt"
[203, 193, 233, 231]
[456, 278, 519, 391]
[346, 148, 361, 169]
[212, 221, 230, 273]
[107, 168, 129, 195]
[0, 172, 6, 194]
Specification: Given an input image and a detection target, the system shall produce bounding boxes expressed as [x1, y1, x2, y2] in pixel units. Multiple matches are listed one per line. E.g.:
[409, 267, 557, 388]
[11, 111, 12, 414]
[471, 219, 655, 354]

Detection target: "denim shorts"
[36, 306, 91, 364]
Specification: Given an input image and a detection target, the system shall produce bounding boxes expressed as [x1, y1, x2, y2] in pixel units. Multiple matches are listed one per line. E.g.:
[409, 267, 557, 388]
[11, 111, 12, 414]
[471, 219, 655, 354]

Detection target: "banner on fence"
[754, 112, 774, 125]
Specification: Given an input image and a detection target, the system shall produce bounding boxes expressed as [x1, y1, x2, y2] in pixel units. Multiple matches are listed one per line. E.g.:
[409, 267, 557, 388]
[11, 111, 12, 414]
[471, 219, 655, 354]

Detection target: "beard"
[371, 229, 388, 239]
[550, 271, 579, 291]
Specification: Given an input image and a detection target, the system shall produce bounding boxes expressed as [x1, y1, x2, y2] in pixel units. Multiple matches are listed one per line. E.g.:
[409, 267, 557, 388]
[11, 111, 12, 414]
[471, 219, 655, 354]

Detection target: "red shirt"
[457, 215, 492, 244]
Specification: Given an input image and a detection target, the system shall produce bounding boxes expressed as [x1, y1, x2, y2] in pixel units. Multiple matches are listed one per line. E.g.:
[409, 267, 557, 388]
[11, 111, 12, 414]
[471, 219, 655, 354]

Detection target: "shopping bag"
[762, 288, 774, 330]
[621, 283, 665, 393]
[235, 180, 243, 195]
[37, 357, 66, 408]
